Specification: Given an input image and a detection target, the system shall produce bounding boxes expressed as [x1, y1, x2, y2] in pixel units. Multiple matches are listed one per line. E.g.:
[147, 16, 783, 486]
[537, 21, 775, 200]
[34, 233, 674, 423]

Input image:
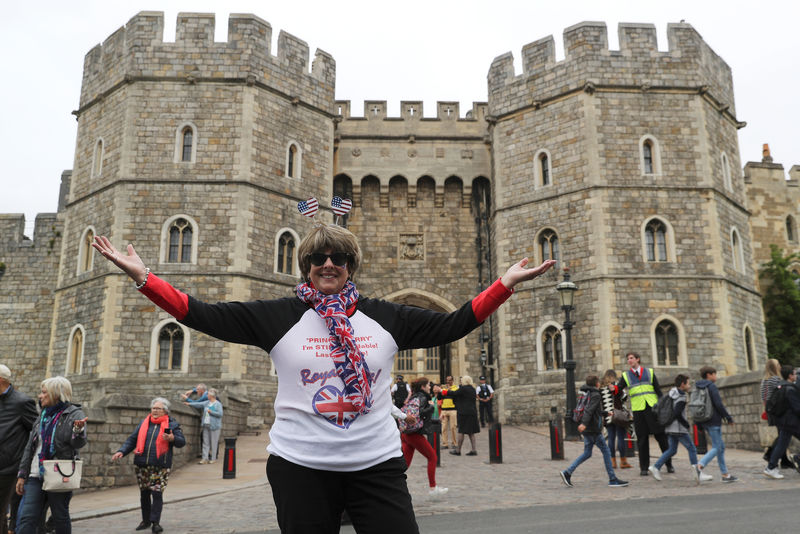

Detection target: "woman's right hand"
[111, 452, 123, 462]
[15, 478, 25, 496]
[91, 236, 148, 286]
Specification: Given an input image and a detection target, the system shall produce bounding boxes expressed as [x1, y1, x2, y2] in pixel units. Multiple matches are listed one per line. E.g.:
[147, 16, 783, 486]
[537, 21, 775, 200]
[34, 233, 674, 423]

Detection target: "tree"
[760, 245, 800, 366]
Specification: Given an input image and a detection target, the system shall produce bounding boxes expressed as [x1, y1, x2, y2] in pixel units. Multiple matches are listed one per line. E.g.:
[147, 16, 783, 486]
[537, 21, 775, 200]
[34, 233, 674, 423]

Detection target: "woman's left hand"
[73, 417, 89, 431]
[500, 258, 557, 290]
[162, 432, 175, 442]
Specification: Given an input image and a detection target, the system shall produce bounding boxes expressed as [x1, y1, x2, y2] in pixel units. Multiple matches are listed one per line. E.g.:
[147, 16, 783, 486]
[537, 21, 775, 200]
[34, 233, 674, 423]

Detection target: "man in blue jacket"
[695, 366, 737, 483]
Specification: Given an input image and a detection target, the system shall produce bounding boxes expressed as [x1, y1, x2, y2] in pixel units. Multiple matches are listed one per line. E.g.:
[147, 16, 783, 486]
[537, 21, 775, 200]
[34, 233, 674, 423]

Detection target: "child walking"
[560, 375, 629, 488]
[648, 373, 704, 483]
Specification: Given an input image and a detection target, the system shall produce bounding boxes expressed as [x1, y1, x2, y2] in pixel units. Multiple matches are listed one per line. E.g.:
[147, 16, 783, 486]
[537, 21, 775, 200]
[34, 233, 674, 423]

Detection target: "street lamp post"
[556, 268, 579, 440]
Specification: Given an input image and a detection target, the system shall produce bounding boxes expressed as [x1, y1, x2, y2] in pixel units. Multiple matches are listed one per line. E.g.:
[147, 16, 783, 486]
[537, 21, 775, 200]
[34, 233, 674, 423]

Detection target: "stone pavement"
[70, 425, 800, 533]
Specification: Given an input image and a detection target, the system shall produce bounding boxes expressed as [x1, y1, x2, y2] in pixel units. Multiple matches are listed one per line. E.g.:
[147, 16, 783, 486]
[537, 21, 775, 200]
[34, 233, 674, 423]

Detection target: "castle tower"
[487, 22, 767, 420]
[49, 11, 336, 423]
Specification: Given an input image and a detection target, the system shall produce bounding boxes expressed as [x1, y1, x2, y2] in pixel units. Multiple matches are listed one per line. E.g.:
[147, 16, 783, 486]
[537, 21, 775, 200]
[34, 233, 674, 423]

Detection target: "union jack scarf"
[296, 280, 373, 415]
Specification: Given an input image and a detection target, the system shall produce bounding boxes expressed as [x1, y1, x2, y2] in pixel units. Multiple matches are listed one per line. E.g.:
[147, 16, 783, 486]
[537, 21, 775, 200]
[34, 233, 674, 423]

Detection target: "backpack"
[687, 386, 714, 423]
[654, 394, 676, 427]
[766, 383, 792, 419]
[393, 382, 408, 408]
[398, 396, 424, 434]
[572, 392, 591, 423]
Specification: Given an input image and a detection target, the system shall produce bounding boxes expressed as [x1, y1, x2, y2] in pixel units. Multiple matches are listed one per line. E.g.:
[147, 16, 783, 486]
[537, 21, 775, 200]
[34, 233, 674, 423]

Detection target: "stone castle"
[1, 12, 799, 485]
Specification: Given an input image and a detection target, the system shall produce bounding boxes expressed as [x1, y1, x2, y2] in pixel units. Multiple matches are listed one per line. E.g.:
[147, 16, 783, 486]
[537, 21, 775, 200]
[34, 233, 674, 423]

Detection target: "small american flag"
[331, 196, 352, 216]
[297, 197, 319, 217]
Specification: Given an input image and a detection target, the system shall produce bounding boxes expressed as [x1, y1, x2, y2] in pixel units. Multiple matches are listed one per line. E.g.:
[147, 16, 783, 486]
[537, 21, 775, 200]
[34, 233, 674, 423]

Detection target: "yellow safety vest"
[624, 367, 658, 411]
[441, 385, 458, 409]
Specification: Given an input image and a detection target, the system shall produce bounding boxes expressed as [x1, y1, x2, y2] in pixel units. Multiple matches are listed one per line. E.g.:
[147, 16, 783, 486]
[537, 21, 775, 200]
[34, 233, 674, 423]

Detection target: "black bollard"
[625, 429, 636, 458]
[550, 407, 564, 460]
[692, 424, 708, 455]
[427, 419, 442, 467]
[222, 437, 237, 479]
[489, 422, 502, 464]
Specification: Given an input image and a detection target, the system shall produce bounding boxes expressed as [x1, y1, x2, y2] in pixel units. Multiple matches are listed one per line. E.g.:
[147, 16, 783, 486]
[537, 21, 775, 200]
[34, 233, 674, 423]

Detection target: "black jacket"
[578, 385, 604, 434]
[18, 403, 88, 479]
[775, 382, 800, 433]
[444, 384, 478, 417]
[0, 385, 38, 475]
[117, 416, 186, 468]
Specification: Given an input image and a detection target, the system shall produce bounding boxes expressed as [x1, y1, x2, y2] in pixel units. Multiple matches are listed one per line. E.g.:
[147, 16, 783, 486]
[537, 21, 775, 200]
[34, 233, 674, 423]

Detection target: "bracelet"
[134, 267, 151, 290]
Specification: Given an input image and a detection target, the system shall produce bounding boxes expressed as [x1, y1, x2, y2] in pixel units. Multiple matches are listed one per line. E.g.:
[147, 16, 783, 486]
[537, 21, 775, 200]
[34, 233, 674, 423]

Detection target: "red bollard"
[692, 424, 708, 455]
[489, 422, 502, 464]
[222, 437, 236, 479]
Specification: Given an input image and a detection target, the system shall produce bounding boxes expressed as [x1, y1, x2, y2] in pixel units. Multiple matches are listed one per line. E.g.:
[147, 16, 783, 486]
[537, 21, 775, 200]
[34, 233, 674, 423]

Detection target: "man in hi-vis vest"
[620, 352, 673, 476]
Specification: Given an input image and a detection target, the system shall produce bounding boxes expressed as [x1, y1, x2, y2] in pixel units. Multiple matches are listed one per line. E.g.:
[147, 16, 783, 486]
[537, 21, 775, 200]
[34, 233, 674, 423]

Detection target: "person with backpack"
[559, 375, 629, 488]
[694, 366, 737, 483]
[391, 375, 411, 409]
[760, 358, 794, 469]
[400, 378, 448, 497]
[619, 352, 673, 476]
[648, 374, 704, 484]
[764, 365, 800, 479]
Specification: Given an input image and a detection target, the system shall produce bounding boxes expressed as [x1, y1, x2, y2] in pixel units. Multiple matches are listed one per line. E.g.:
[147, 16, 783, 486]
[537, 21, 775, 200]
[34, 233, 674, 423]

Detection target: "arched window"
[158, 323, 184, 370]
[639, 135, 661, 176]
[67, 326, 84, 375]
[721, 152, 732, 191]
[542, 326, 562, 371]
[730, 228, 744, 273]
[78, 227, 95, 274]
[286, 142, 302, 179]
[277, 231, 295, 275]
[181, 127, 193, 162]
[397, 349, 414, 372]
[539, 229, 560, 264]
[744, 326, 755, 372]
[174, 123, 198, 163]
[655, 319, 679, 366]
[168, 218, 193, 263]
[645, 220, 667, 262]
[786, 216, 796, 244]
[92, 138, 104, 178]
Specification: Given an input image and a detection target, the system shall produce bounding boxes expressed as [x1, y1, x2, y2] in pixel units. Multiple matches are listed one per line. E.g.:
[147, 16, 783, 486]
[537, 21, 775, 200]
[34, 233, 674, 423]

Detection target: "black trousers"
[266, 455, 418, 534]
[633, 405, 672, 471]
[0, 473, 18, 534]
[479, 401, 494, 425]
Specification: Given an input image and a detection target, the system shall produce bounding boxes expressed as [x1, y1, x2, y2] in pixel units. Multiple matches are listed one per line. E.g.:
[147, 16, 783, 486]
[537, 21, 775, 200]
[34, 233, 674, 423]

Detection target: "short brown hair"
[297, 224, 362, 283]
[674, 373, 690, 387]
[585, 375, 599, 387]
[699, 366, 716, 379]
[411, 377, 430, 393]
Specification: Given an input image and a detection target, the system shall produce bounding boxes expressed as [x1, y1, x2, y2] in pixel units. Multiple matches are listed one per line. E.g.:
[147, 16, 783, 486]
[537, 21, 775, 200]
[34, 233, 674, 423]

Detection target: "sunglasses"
[308, 252, 350, 267]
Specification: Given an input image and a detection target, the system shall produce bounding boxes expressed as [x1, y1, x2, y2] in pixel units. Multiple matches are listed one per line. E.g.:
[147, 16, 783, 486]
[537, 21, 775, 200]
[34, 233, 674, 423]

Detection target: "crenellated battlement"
[488, 21, 735, 119]
[79, 11, 336, 113]
[334, 100, 489, 138]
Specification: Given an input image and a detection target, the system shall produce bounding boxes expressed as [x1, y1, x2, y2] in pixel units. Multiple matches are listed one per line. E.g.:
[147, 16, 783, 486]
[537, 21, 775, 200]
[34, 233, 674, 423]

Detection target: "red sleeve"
[138, 273, 189, 320]
[471, 278, 513, 323]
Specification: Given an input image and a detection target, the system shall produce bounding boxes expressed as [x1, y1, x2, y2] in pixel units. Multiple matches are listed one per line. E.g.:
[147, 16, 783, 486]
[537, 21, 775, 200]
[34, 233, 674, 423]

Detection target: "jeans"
[16, 477, 72, 534]
[699, 426, 728, 474]
[768, 427, 800, 469]
[605, 424, 627, 457]
[565, 433, 616, 481]
[654, 433, 698, 469]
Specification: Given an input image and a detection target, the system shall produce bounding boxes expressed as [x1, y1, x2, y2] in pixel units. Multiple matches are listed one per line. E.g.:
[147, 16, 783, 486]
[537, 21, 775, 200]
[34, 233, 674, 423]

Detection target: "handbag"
[41, 459, 83, 492]
[611, 406, 631, 427]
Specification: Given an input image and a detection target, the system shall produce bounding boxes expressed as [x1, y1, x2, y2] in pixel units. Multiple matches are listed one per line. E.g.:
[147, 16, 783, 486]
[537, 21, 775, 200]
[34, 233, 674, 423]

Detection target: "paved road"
[71, 425, 800, 533]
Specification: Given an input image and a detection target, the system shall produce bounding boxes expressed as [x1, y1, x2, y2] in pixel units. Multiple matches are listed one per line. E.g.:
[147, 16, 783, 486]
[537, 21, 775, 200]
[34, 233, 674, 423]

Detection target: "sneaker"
[428, 486, 449, 496]
[465, 451, 477, 456]
[698, 468, 713, 482]
[763, 467, 784, 479]
[198, 459, 208, 465]
[721, 475, 739, 483]
[692, 465, 701, 484]
[608, 478, 629, 487]
[648, 465, 662, 481]
[208, 460, 216, 464]
[560, 470, 573, 487]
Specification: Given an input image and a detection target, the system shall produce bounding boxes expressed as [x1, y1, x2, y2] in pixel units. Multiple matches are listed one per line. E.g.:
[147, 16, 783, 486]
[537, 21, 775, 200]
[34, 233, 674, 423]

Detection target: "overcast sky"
[2, 0, 797, 236]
